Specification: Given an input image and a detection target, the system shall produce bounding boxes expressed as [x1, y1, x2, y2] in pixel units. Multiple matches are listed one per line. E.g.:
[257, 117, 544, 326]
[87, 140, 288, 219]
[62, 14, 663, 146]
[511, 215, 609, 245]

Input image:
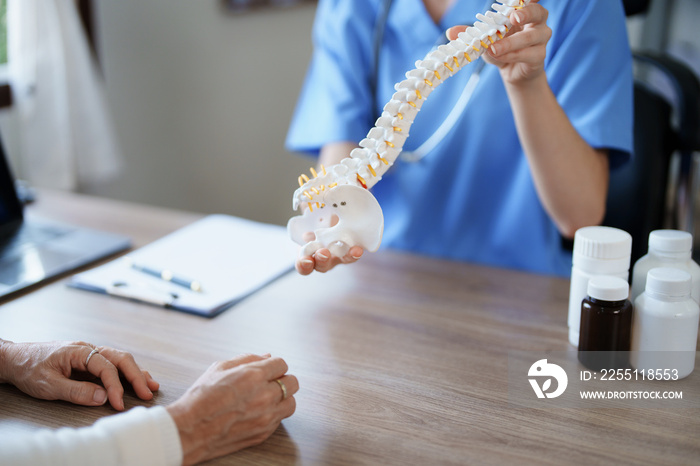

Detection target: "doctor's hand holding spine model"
[286, 0, 632, 277]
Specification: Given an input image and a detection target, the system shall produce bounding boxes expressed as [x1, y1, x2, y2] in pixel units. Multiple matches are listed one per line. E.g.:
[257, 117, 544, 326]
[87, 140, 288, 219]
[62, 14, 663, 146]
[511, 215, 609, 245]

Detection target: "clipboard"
[68, 214, 298, 317]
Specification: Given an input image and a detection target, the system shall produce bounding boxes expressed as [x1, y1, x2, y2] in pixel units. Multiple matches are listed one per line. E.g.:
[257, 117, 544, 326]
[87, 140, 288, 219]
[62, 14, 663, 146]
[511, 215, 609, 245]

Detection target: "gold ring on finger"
[275, 378, 288, 401]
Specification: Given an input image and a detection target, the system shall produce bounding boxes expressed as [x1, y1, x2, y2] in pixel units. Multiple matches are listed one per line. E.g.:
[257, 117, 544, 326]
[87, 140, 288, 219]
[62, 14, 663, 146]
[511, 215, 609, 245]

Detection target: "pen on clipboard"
[125, 257, 203, 292]
[108, 282, 178, 307]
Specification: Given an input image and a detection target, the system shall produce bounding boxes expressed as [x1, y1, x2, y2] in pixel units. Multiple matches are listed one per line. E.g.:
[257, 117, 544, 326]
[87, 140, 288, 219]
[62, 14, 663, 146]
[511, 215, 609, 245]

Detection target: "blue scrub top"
[286, 0, 633, 277]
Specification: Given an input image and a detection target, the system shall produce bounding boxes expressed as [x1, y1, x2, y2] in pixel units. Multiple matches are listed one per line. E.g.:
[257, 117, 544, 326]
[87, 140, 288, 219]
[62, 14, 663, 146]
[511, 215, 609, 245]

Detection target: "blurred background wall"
[85, 0, 315, 225]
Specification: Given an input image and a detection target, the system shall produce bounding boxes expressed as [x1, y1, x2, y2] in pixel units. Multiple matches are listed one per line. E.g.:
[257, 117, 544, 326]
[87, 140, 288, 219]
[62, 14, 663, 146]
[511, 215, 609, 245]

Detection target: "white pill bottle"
[632, 267, 699, 379]
[630, 229, 700, 303]
[568, 226, 632, 347]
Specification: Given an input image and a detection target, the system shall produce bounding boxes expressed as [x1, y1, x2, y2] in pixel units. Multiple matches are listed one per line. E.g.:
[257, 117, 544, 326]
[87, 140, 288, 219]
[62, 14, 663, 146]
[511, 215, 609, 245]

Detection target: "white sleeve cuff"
[0, 406, 184, 466]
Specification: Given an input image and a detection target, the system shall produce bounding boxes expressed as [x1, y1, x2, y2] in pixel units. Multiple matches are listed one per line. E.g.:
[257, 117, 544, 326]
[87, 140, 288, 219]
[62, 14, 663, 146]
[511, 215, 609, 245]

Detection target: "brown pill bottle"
[578, 275, 633, 371]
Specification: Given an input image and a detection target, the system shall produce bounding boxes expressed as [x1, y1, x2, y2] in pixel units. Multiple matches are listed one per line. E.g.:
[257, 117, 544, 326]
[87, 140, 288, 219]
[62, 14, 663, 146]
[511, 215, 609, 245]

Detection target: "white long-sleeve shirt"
[0, 406, 183, 466]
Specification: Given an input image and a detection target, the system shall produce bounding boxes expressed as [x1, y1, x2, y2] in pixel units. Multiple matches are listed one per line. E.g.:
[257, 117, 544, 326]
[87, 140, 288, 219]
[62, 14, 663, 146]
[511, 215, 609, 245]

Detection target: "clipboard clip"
[108, 281, 178, 307]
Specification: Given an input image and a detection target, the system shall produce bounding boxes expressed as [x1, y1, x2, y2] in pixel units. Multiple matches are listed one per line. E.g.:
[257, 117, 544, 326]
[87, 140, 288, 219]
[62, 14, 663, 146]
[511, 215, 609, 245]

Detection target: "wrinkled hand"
[166, 354, 298, 466]
[447, 0, 551, 84]
[0, 339, 159, 411]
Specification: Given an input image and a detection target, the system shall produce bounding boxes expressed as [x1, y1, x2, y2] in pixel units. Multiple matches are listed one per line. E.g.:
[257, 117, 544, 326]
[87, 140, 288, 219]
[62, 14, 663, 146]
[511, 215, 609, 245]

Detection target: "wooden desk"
[1, 190, 698, 465]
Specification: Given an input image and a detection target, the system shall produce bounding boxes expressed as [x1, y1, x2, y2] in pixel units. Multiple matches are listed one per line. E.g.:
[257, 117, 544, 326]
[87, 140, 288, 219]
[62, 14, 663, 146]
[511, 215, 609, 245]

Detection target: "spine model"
[288, 0, 530, 258]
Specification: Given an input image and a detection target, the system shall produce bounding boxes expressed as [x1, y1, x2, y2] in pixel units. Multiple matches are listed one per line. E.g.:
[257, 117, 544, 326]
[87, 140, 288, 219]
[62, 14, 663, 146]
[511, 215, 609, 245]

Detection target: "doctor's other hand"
[446, 0, 551, 84]
[296, 246, 364, 275]
[166, 353, 298, 466]
[0, 339, 159, 411]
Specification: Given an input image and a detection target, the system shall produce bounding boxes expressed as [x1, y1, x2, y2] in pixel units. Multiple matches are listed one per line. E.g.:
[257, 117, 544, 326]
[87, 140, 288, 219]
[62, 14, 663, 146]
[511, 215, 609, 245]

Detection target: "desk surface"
[1, 190, 698, 465]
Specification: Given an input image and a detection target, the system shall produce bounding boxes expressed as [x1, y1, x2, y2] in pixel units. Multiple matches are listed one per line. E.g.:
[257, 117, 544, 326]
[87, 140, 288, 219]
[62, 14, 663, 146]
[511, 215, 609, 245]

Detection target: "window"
[0, 0, 6, 65]
[0, 0, 10, 108]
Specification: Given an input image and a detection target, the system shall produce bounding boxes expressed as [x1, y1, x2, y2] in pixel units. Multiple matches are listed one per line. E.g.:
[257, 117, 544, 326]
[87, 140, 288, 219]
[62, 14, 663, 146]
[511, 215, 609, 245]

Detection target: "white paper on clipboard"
[68, 214, 298, 317]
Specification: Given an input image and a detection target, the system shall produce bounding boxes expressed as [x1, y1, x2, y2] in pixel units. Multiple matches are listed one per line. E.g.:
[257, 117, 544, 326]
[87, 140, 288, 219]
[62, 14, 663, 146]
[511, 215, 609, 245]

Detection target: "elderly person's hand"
[447, 0, 551, 85]
[0, 339, 158, 411]
[166, 353, 298, 466]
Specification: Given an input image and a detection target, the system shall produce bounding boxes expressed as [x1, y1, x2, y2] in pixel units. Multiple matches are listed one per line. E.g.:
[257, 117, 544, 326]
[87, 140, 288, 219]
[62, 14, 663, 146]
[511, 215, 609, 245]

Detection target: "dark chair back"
[623, 0, 651, 17]
[603, 78, 673, 264]
[603, 52, 700, 266]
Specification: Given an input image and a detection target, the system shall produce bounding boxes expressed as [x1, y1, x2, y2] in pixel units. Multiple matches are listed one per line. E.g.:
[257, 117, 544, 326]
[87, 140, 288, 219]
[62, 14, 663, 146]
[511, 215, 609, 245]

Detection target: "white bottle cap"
[645, 267, 692, 299]
[573, 226, 632, 274]
[648, 229, 693, 254]
[587, 275, 629, 302]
